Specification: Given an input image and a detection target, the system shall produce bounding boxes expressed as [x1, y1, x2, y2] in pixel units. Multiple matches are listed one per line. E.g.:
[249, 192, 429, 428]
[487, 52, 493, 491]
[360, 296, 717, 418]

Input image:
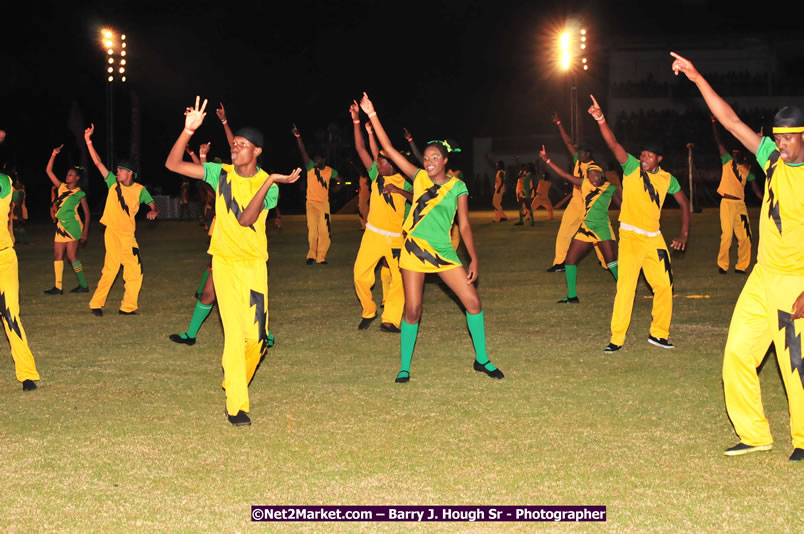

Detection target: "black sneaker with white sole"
[603, 343, 621, 353]
[648, 335, 674, 349]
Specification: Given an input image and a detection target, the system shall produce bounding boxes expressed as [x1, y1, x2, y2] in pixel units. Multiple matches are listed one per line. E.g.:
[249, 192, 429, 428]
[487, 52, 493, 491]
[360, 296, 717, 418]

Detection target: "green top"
[56, 188, 86, 222]
[757, 136, 804, 168]
[203, 163, 278, 211]
[0, 174, 10, 199]
[584, 183, 616, 227]
[405, 170, 468, 252]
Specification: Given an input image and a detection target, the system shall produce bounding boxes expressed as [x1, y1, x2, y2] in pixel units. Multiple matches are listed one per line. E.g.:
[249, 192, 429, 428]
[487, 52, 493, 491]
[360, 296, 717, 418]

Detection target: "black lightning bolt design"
[217, 170, 256, 232]
[657, 249, 674, 287]
[313, 167, 328, 190]
[765, 151, 782, 234]
[576, 226, 597, 239]
[411, 184, 441, 228]
[404, 238, 454, 268]
[391, 248, 401, 260]
[250, 290, 269, 358]
[739, 214, 752, 241]
[55, 225, 72, 239]
[584, 187, 600, 211]
[132, 247, 143, 274]
[639, 169, 661, 208]
[0, 291, 23, 339]
[778, 310, 804, 389]
[375, 174, 395, 208]
[324, 212, 331, 237]
[53, 190, 72, 212]
[114, 183, 131, 216]
[730, 159, 745, 187]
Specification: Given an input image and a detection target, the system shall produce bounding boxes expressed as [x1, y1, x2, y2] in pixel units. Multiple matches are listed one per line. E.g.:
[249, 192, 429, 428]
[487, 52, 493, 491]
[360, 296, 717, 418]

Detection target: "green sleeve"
[755, 137, 776, 169]
[104, 172, 117, 189]
[0, 174, 10, 199]
[11, 190, 23, 203]
[203, 162, 223, 192]
[367, 162, 379, 182]
[403, 179, 413, 192]
[455, 171, 464, 180]
[573, 153, 579, 164]
[304, 160, 315, 172]
[667, 175, 681, 195]
[720, 153, 732, 165]
[621, 153, 640, 175]
[455, 180, 469, 198]
[75, 190, 87, 201]
[330, 167, 339, 178]
[747, 172, 756, 182]
[264, 183, 279, 211]
[139, 187, 154, 205]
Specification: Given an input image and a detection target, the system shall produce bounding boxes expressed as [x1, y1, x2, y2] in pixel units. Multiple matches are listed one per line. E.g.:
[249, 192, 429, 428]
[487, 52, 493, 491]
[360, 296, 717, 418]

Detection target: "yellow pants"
[718, 198, 752, 272]
[212, 256, 270, 416]
[531, 194, 553, 219]
[723, 264, 804, 448]
[89, 227, 142, 313]
[492, 192, 505, 221]
[306, 200, 331, 262]
[0, 247, 39, 383]
[610, 229, 673, 345]
[353, 229, 404, 327]
[553, 193, 584, 264]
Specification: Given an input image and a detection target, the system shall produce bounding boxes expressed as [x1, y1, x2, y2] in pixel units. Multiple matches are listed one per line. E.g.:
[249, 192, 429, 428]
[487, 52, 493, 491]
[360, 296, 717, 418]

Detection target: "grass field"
[1, 207, 801, 532]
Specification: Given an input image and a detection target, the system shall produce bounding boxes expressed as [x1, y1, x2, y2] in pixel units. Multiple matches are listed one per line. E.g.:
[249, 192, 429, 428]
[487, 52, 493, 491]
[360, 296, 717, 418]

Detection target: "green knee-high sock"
[185, 302, 213, 339]
[72, 261, 87, 288]
[195, 270, 210, 296]
[607, 261, 618, 281]
[565, 264, 578, 298]
[399, 319, 419, 377]
[466, 311, 496, 370]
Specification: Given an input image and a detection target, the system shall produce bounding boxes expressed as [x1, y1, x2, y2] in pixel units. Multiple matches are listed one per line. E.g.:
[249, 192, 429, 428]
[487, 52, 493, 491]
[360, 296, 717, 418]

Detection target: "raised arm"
[539, 145, 581, 186]
[403, 127, 424, 165]
[366, 123, 380, 161]
[350, 101, 374, 169]
[292, 124, 313, 168]
[588, 95, 628, 165]
[671, 52, 761, 154]
[216, 103, 235, 146]
[83, 124, 110, 177]
[198, 142, 211, 164]
[185, 146, 202, 165]
[238, 169, 301, 227]
[46, 145, 64, 187]
[552, 112, 577, 158]
[165, 96, 208, 180]
[360, 93, 419, 178]
[711, 116, 728, 156]
[670, 190, 690, 251]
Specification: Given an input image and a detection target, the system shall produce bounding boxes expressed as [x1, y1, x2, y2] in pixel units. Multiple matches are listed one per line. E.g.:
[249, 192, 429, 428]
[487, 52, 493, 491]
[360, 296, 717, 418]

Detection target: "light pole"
[101, 28, 127, 166]
[558, 23, 589, 145]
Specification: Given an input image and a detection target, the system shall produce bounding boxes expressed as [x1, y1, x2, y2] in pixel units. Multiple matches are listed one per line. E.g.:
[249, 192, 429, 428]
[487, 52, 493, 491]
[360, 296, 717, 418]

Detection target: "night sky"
[3, 0, 796, 214]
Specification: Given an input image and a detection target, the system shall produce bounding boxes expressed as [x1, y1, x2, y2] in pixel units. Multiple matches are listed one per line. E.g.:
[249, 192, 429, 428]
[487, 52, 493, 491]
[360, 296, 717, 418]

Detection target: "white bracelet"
[594, 115, 605, 122]
[368, 111, 377, 118]
[184, 128, 195, 135]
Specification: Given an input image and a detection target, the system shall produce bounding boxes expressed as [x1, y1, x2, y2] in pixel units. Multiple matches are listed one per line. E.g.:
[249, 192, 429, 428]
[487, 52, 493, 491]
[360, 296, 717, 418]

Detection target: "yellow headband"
[587, 164, 602, 173]
[772, 126, 804, 133]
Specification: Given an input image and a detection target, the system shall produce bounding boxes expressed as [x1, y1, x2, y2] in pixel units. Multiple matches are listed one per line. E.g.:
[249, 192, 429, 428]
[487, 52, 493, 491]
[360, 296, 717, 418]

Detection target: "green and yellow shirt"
[717, 153, 756, 200]
[305, 161, 338, 204]
[403, 169, 468, 260]
[99, 172, 153, 235]
[0, 173, 14, 249]
[366, 162, 412, 234]
[619, 154, 680, 234]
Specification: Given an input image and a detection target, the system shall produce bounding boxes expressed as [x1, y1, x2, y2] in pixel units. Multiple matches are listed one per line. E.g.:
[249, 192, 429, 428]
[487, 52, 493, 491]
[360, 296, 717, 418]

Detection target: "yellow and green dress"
[203, 162, 278, 418]
[552, 155, 592, 264]
[722, 137, 804, 452]
[492, 169, 507, 222]
[0, 172, 39, 385]
[515, 169, 534, 224]
[609, 154, 681, 346]
[304, 161, 339, 263]
[716, 153, 756, 272]
[51, 183, 88, 291]
[89, 172, 153, 313]
[353, 162, 412, 328]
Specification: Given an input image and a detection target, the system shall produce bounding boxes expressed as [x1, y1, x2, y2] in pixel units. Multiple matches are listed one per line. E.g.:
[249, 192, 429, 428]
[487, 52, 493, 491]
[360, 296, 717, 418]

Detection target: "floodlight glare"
[107, 75, 114, 82]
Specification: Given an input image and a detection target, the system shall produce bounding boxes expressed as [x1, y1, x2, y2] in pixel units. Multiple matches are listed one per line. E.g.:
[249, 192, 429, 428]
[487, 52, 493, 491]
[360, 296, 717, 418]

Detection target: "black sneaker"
[648, 335, 674, 349]
[718, 267, 727, 274]
[318, 260, 328, 265]
[380, 323, 401, 333]
[227, 410, 251, 426]
[724, 442, 772, 456]
[395, 370, 410, 383]
[735, 269, 747, 274]
[603, 343, 622, 353]
[169, 333, 196, 346]
[557, 296, 579, 304]
[306, 258, 315, 265]
[119, 310, 137, 315]
[790, 448, 804, 462]
[358, 317, 376, 330]
[22, 379, 37, 391]
[514, 221, 524, 226]
[70, 286, 89, 293]
[43, 287, 63, 295]
[546, 263, 565, 272]
[473, 360, 504, 379]
[91, 308, 103, 317]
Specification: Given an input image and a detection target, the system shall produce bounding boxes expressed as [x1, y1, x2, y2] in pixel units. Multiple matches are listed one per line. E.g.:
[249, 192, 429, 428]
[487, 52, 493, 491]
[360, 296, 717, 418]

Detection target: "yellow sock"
[54, 260, 64, 290]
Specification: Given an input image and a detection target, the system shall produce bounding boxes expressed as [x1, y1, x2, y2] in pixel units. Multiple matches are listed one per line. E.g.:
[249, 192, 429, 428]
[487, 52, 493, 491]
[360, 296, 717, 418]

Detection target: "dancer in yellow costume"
[350, 101, 412, 333]
[586, 95, 690, 353]
[0, 169, 39, 391]
[487, 155, 508, 222]
[362, 93, 503, 383]
[711, 117, 763, 274]
[530, 170, 554, 220]
[292, 124, 342, 264]
[44, 144, 90, 294]
[166, 96, 301, 426]
[673, 52, 804, 461]
[84, 124, 159, 315]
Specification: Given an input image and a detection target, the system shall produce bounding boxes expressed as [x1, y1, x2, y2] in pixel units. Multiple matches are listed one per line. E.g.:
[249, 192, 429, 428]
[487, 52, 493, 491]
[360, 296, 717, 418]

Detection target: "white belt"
[619, 222, 661, 237]
[366, 222, 402, 238]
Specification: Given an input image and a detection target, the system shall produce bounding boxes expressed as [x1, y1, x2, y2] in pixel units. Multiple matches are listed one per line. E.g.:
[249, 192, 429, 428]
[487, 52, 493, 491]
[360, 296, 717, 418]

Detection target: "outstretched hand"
[551, 112, 561, 124]
[365, 122, 374, 135]
[403, 127, 412, 140]
[216, 102, 227, 122]
[291, 123, 300, 138]
[52, 144, 64, 155]
[349, 100, 360, 120]
[84, 124, 95, 141]
[359, 92, 375, 115]
[272, 168, 303, 184]
[185, 96, 208, 132]
[670, 52, 700, 83]
[539, 145, 549, 160]
[199, 142, 211, 157]
[587, 95, 603, 119]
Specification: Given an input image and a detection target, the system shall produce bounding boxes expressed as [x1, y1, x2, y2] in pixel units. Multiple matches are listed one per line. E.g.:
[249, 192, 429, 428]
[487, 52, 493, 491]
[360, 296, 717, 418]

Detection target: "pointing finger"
[200, 98, 208, 114]
[589, 94, 599, 107]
